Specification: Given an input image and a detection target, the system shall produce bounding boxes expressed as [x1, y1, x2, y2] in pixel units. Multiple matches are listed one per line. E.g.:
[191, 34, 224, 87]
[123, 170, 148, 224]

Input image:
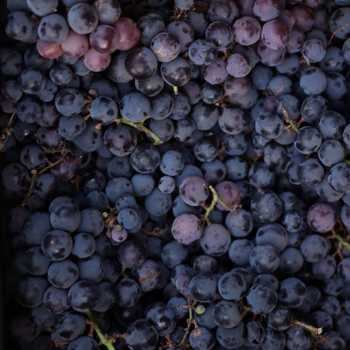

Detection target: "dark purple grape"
[95, 0, 121, 25]
[67, 3, 99, 35]
[151, 32, 181, 63]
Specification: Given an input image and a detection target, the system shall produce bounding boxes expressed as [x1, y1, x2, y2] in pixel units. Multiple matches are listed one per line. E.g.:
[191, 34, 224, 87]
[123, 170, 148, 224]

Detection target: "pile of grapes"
[4, 0, 350, 349]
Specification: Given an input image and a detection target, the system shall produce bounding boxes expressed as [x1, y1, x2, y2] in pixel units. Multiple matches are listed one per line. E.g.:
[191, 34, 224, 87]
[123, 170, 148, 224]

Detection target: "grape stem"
[293, 320, 323, 336]
[21, 158, 65, 207]
[117, 117, 163, 146]
[87, 311, 116, 350]
[203, 185, 234, 224]
[0, 112, 16, 151]
[332, 232, 350, 252]
[179, 299, 196, 347]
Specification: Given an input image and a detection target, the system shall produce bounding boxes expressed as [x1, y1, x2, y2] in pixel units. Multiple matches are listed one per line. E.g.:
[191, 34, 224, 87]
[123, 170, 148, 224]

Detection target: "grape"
[301, 234, 330, 263]
[167, 21, 194, 52]
[216, 323, 245, 349]
[256, 223, 288, 252]
[26, 0, 58, 16]
[37, 40, 63, 59]
[214, 300, 241, 328]
[179, 176, 209, 207]
[189, 327, 214, 350]
[95, 0, 121, 25]
[48, 260, 79, 289]
[120, 92, 151, 122]
[278, 278, 307, 308]
[208, 0, 239, 23]
[104, 125, 137, 156]
[89, 25, 117, 54]
[146, 304, 176, 336]
[307, 203, 336, 233]
[41, 230, 73, 261]
[6, 11, 38, 43]
[171, 213, 202, 245]
[125, 320, 159, 350]
[55, 87, 84, 116]
[38, 14, 69, 43]
[302, 38, 326, 63]
[200, 224, 231, 256]
[161, 57, 191, 87]
[67, 336, 99, 350]
[205, 21, 233, 48]
[49, 64, 73, 86]
[137, 259, 168, 292]
[135, 74, 164, 97]
[83, 49, 111, 72]
[253, 0, 281, 21]
[249, 244, 280, 273]
[329, 7, 350, 40]
[257, 42, 285, 67]
[261, 20, 288, 50]
[188, 39, 217, 66]
[151, 32, 181, 63]
[150, 92, 174, 120]
[49, 196, 81, 232]
[16, 277, 48, 308]
[233, 16, 261, 46]
[113, 17, 140, 51]
[292, 5, 315, 32]
[90, 96, 118, 124]
[247, 284, 277, 314]
[280, 248, 304, 274]
[138, 13, 165, 46]
[299, 66, 327, 95]
[67, 3, 98, 35]
[175, 0, 193, 10]
[202, 59, 228, 85]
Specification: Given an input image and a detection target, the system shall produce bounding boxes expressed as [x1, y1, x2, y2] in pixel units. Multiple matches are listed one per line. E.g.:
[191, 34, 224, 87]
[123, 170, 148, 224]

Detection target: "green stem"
[180, 302, 193, 346]
[334, 234, 350, 252]
[87, 312, 115, 350]
[203, 185, 218, 224]
[203, 185, 233, 223]
[118, 118, 162, 146]
[293, 320, 322, 336]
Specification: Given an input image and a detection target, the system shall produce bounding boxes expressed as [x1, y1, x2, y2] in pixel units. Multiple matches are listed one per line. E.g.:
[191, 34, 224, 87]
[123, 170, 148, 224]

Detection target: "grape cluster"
[3, 1, 350, 350]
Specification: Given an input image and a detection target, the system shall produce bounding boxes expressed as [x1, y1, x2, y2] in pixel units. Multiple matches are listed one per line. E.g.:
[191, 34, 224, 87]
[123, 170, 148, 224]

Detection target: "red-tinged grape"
[215, 181, 240, 211]
[292, 5, 315, 32]
[61, 32, 89, 58]
[89, 25, 117, 54]
[36, 40, 63, 59]
[171, 213, 203, 245]
[261, 20, 289, 50]
[233, 16, 261, 46]
[253, 0, 282, 22]
[83, 49, 111, 72]
[226, 53, 252, 78]
[113, 17, 140, 51]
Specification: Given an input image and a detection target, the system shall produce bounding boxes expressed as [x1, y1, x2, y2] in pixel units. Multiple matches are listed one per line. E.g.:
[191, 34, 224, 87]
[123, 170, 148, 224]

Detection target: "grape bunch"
[3, 0, 350, 350]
